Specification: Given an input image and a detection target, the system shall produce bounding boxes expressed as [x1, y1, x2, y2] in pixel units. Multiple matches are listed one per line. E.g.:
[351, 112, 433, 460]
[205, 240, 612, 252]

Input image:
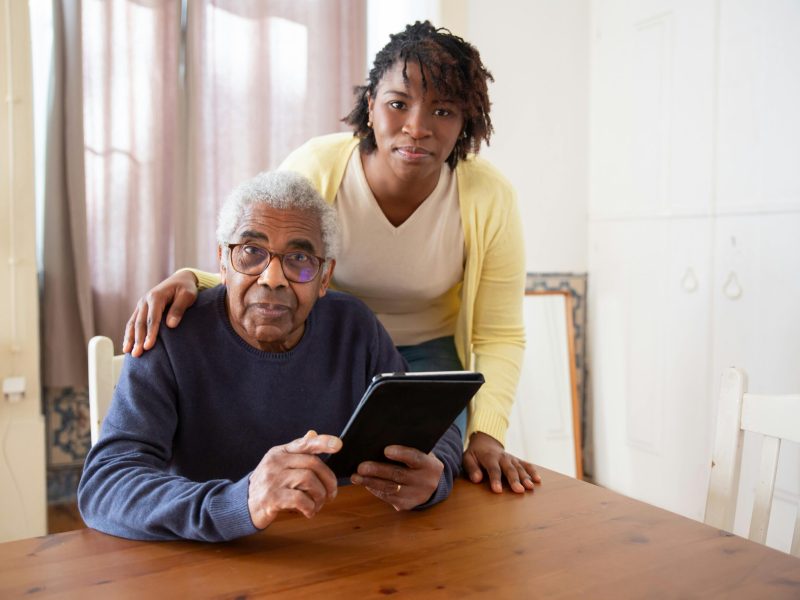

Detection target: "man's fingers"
[383, 445, 426, 469]
[273, 488, 318, 519]
[281, 468, 330, 511]
[277, 437, 340, 499]
[285, 434, 342, 455]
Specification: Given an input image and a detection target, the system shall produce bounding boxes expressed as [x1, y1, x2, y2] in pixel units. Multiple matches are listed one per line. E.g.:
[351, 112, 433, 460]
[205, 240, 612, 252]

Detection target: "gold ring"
[395, 483, 402, 494]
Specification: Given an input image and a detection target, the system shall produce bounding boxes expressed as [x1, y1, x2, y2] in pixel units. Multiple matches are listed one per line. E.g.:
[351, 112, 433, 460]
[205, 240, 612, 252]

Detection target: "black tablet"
[325, 371, 484, 479]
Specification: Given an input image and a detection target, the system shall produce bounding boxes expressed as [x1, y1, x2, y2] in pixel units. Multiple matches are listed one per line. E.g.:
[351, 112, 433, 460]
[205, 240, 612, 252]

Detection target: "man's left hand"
[351, 446, 444, 511]
[463, 431, 541, 493]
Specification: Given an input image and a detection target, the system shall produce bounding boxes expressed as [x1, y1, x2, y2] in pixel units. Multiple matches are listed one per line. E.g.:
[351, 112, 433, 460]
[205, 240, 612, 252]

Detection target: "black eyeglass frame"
[223, 242, 327, 283]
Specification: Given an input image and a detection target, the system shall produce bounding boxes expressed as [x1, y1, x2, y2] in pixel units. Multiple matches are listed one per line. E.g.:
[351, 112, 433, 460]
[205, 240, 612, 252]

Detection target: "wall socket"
[2, 377, 26, 402]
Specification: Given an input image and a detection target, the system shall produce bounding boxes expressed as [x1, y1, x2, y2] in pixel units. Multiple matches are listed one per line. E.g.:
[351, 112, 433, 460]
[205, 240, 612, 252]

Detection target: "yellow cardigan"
[198, 133, 526, 445]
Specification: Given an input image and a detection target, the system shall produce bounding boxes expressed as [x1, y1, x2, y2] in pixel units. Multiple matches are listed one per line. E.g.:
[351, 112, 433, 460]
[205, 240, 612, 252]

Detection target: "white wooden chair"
[87, 336, 125, 446]
[705, 367, 800, 556]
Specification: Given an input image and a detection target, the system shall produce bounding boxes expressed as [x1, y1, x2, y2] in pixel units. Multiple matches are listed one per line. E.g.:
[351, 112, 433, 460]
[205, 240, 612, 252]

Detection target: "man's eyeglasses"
[224, 243, 326, 283]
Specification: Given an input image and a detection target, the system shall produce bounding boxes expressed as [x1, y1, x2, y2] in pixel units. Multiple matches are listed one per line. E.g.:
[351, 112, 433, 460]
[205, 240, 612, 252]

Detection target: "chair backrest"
[87, 336, 125, 446]
[705, 367, 800, 557]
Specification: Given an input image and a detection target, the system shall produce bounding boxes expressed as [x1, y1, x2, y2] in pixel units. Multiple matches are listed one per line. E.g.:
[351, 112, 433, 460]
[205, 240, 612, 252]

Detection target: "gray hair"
[216, 171, 339, 260]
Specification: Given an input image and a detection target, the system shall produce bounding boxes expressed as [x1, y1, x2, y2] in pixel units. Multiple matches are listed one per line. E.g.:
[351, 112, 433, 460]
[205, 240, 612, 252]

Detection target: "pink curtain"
[183, 0, 365, 270]
[44, 0, 366, 387]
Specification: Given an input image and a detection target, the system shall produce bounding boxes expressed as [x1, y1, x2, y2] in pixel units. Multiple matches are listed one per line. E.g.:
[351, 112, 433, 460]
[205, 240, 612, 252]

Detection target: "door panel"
[711, 214, 800, 552]
[590, 218, 713, 518]
[590, 0, 715, 218]
[716, 0, 800, 214]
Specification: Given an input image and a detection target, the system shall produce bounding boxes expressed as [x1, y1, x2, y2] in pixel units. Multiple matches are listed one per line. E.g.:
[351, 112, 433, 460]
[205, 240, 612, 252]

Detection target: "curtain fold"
[42, 0, 366, 390]
[181, 0, 366, 271]
[42, 0, 93, 387]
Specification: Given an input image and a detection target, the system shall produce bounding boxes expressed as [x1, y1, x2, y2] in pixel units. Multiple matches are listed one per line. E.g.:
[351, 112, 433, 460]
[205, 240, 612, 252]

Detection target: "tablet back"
[326, 372, 484, 478]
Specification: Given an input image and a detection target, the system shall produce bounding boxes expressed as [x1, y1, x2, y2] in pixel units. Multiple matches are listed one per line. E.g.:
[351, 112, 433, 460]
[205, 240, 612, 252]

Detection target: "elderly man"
[78, 171, 462, 542]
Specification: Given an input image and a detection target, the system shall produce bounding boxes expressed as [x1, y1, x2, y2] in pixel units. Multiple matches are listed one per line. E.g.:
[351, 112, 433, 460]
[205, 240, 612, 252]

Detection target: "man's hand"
[247, 431, 341, 529]
[123, 270, 199, 357]
[463, 431, 541, 493]
[351, 446, 444, 511]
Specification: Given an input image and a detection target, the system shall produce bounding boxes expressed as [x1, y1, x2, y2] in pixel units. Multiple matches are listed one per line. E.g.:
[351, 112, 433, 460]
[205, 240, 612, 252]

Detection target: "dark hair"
[343, 20, 494, 169]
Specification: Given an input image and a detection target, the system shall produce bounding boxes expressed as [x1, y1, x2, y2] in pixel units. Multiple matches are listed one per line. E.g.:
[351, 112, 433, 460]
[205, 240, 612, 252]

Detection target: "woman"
[124, 21, 540, 494]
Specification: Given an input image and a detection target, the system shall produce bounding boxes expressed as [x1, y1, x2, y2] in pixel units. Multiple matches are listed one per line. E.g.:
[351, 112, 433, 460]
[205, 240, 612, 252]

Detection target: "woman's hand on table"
[122, 270, 199, 357]
[463, 431, 541, 493]
[351, 446, 444, 511]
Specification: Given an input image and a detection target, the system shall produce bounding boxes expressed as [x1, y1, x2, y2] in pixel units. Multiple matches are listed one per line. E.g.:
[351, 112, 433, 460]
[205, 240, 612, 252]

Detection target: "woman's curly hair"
[343, 21, 494, 169]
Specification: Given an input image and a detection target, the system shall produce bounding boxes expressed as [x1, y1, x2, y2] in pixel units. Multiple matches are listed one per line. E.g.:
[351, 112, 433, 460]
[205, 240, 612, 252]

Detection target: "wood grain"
[2, 470, 799, 599]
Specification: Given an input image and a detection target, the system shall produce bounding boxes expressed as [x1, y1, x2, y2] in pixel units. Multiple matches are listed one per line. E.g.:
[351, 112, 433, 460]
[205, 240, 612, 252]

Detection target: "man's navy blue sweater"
[78, 287, 462, 541]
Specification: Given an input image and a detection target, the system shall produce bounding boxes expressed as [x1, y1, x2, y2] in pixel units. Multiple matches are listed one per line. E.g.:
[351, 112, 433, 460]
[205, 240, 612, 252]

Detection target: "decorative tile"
[47, 466, 83, 504]
[44, 386, 90, 468]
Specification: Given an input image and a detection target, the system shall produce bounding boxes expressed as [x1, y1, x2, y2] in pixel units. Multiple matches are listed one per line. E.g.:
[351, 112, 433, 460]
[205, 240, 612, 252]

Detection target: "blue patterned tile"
[47, 466, 83, 504]
[44, 386, 90, 468]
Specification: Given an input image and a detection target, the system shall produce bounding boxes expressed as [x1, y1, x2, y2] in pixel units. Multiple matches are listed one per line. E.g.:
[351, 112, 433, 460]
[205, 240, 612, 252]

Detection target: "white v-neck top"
[332, 147, 465, 346]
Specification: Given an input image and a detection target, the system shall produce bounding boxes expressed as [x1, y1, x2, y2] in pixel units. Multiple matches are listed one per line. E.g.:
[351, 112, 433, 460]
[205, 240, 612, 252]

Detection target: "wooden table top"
[2, 469, 799, 599]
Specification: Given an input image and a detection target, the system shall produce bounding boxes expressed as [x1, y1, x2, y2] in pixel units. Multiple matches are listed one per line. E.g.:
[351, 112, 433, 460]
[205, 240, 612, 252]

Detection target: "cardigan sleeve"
[183, 268, 221, 291]
[463, 171, 526, 446]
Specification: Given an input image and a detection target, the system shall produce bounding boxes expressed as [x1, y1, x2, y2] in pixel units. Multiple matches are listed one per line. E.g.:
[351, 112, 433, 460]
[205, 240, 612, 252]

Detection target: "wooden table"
[2, 469, 799, 598]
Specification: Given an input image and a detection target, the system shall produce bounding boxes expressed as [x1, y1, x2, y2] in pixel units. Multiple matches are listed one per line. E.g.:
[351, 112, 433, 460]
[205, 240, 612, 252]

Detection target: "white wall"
[0, 0, 46, 542]
[462, 0, 590, 273]
[367, 0, 591, 273]
[367, 0, 440, 74]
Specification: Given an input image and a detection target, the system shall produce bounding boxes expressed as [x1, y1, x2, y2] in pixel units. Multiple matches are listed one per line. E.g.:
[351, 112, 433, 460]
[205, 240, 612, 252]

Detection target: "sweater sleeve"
[465, 172, 526, 446]
[415, 423, 463, 510]
[77, 343, 258, 542]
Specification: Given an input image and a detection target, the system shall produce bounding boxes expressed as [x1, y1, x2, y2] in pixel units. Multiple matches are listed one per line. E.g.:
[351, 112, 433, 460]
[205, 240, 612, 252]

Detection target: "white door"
[589, 0, 717, 516]
[589, 218, 713, 518]
[708, 0, 800, 553]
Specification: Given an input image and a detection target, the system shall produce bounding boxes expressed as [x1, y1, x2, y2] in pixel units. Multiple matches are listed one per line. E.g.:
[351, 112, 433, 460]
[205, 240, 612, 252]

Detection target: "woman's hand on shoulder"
[463, 432, 541, 494]
[122, 270, 199, 357]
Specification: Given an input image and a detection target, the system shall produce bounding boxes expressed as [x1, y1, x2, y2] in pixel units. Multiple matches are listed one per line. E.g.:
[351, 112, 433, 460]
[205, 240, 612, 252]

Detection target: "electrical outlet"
[2, 376, 26, 402]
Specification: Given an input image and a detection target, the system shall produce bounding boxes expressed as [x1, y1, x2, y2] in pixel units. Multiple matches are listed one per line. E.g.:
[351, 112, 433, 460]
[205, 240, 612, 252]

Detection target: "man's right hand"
[247, 431, 342, 530]
[123, 270, 199, 357]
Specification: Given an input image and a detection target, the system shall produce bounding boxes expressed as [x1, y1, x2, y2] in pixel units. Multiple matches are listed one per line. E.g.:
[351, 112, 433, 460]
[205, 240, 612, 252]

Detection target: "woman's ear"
[366, 91, 374, 118]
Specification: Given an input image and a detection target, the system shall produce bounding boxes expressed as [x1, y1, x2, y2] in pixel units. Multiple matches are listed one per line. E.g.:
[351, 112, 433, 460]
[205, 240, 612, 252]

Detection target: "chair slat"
[742, 394, 800, 444]
[88, 336, 119, 446]
[705, 368, 747, 532]
[748, 436, 780, 545]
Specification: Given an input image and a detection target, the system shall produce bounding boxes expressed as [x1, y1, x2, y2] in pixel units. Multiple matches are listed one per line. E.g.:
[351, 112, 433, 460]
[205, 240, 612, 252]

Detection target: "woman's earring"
[367, 120, 373, 128]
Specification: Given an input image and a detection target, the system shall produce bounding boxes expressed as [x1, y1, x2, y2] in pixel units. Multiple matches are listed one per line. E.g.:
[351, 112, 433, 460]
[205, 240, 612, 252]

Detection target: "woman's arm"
[462, 178, 541, 492]
[122, 269, 219, 356]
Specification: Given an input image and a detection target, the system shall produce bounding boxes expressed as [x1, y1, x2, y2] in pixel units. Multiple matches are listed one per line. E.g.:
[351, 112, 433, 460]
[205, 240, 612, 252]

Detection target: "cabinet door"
[716, 0, 800, 214]
[589, 218, 713, 519]
[590, 0, 715, 218]
[711, 214, 800, 552]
